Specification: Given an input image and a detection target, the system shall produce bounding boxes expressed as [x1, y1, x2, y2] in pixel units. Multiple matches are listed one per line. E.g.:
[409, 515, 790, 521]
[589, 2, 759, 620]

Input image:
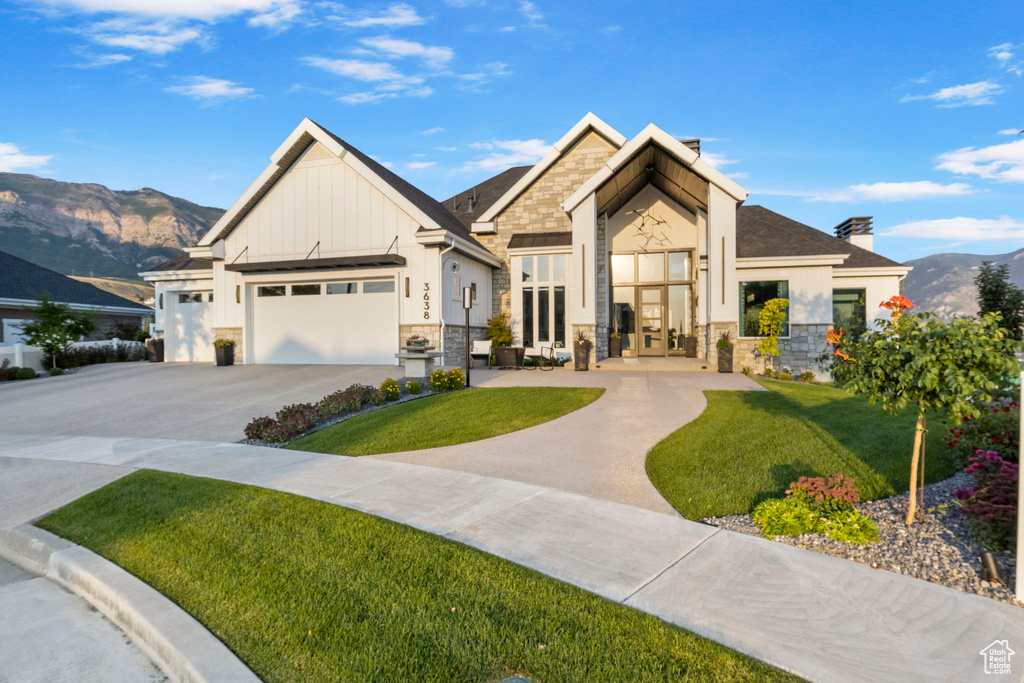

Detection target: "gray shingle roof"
[507, 232, 573, 249]
[737, 205, 904, 269]
[442, 166, 532, 229]
[312, 121, 485, 246]
[149, 254, 213, 272]
[0, 250, 151, 311]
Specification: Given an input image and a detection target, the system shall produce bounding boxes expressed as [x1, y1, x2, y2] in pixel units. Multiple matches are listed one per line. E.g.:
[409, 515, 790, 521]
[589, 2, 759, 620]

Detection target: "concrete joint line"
[444, 489, 548, 538]
[622, 528, 721, 603]
[0, 524, 257, 683]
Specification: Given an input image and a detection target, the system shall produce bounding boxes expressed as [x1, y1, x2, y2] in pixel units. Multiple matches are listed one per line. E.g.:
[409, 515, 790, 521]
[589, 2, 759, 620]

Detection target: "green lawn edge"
[288, 386, 605, 456]
[646, 379, 954, 519]
[37, 471, 798, 682]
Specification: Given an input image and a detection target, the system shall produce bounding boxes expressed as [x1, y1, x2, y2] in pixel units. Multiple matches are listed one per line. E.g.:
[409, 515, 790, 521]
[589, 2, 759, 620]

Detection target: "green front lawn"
[38, 471, 796, 682]
[647, 379, 954, 519]
[288, 386, 604, 456]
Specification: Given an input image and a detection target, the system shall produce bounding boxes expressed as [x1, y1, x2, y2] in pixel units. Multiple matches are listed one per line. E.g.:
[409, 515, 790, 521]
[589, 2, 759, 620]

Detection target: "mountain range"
[903, 247, 1024, 319]
[0, 172, 223, 281]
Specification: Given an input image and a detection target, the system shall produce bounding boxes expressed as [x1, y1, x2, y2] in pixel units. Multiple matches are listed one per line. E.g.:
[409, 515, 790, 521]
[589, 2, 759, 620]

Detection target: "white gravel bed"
[702, 472, 1021, 606]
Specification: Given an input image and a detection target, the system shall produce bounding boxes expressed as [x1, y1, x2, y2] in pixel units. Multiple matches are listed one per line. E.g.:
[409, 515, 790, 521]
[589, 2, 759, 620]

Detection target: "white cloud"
[75, 52, 133, 67]
[0, 143, 52, 172]
[999, 128, 1023, 135]
[337, 85, 432, 104]
[359, 35, 453, 69]
[247, 0, 302, 27]
[882, 216, 1024, 241]
[602, 25, 621, 34]
[463, 138, 549, 171]
[900, 80, 1002, 107]
[498, 25, 515, 32]
[165, 76, 255, 103]
[435, 146, 458, 151]
[700, 152, 737, 168]
[303, 56, 412, 82]
[727, 172, 749, 180]
[936, 139, 1024, 183]
[989, 42, 1023, 76]
[518, 0, 546, 28]
[84, 18, 204, 53]
[406, 161, 436, 170]
[453, 61, 511, 88]
[810, 181, 974, 202]
[333, 3, 425, 28]
[32, 0, 303, 21]
[419, 127, 444, 135]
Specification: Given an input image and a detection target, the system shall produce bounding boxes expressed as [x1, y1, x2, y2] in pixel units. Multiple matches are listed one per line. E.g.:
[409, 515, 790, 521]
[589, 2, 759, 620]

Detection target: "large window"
[833, 288, 867, 335]
[520, 253, 567, 348]
[739, 281, 789, 337]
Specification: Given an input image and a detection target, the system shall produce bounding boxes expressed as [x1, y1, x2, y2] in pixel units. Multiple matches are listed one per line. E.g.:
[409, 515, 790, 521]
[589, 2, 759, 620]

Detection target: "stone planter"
[684, 336, 697, 358]
[574, 344, 590, 371]
[609, 336, 622, 357]
[215, 343, 234, 367]
[717, 346, 734, 373]
[406, 339, 429, 350]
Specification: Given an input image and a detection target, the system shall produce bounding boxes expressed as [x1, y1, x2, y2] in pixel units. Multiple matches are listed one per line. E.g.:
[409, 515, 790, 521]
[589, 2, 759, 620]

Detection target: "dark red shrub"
[787, 473, 861, 513]
[275, 403, 319, 436]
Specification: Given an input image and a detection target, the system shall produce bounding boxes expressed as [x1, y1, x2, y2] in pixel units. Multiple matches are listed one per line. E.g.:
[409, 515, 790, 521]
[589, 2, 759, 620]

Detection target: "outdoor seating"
[469, 340, 492, 368]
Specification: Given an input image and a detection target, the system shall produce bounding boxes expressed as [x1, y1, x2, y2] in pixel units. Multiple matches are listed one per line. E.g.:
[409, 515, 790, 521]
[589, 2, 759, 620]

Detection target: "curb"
[0, 524, 259, 683]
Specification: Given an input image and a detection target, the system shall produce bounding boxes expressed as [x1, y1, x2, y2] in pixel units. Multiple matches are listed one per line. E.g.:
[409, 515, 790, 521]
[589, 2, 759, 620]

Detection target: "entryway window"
[610, 250, 694, 356]
[519, 254, 567, 348]
[739, 281, 789, 337]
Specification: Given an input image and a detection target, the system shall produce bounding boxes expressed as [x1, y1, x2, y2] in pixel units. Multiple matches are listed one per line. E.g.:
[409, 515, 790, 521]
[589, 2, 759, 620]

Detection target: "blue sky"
[1, 0, 1023, 263]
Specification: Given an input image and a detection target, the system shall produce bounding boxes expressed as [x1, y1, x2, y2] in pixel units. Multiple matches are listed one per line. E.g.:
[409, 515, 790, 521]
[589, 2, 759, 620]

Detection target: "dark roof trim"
[149, 254, 214, 272]
[224, 254, 405, 274]
[507, 232, 573, 250]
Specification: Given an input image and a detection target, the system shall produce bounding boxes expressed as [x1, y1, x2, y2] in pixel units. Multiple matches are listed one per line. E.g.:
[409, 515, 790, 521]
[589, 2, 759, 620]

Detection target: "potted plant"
[716, 331, 734, 373]
[573, 329, 593, 371]
[214, 338, 235, 366]
[609, 330, 622, 357]
[406, 334, 429, 349]
[684, 333, 698, 358]
[486, 312, 520, 368]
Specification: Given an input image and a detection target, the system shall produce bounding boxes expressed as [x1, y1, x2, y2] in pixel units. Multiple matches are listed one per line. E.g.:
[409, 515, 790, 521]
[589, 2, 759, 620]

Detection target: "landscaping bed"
[703, 472, 1020, 606]
[37, 471, 797, 682]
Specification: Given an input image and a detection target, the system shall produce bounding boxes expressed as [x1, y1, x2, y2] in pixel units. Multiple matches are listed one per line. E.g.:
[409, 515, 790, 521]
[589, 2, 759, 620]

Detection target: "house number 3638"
[422, 282, 430, 319]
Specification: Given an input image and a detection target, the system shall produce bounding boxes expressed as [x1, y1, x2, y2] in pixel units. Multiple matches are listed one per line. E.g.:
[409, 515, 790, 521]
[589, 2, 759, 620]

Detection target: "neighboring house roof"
[442, 166, 532, 229]
[507, 232, 573, 249]
[150, 254, 214, 272]
[736, 206, 904, 269]
[313, 121, 484, 246]
[0, 250, 151, 311]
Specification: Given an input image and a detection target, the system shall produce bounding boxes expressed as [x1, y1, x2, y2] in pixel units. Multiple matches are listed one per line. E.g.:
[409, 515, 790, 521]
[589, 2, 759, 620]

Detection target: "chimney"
[834, 216, 873, 252]
[680, 138, 701, 154]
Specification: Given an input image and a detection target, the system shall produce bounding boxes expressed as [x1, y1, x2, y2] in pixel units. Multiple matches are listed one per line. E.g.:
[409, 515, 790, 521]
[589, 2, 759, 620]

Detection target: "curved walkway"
[369, 368, 763, 515]
[1, 435, 1022, 682]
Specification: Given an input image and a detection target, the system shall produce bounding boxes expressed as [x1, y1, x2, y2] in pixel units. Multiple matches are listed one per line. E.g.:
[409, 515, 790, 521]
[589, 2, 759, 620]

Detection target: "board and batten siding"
[733, 265, 834, 329]
[211, 142, 443, 331]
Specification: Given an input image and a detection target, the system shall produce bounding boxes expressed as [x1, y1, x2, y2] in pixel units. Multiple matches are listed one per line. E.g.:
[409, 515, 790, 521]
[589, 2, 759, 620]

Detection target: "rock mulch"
[702, 472, 1021, 606]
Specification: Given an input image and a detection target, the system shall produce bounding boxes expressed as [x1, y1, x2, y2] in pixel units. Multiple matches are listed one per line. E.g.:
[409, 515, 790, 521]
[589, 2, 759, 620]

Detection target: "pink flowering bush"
[787, 473, 862, 513]
[944, 402, 1019, 464]
[953, 449, 1018, 551]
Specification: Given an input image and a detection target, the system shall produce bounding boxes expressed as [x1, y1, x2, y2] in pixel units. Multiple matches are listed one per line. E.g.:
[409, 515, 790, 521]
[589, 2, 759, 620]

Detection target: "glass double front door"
[621, 285, 693, 356]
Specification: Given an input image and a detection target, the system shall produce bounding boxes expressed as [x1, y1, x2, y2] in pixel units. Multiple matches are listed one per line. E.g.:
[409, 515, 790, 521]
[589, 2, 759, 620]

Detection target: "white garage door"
[168, 291, 214, 362]
[253, 279, 398, 365]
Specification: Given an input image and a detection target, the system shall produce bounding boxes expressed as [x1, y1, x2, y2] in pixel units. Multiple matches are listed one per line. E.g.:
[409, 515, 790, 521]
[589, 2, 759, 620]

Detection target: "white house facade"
[142, 115, 908, 372]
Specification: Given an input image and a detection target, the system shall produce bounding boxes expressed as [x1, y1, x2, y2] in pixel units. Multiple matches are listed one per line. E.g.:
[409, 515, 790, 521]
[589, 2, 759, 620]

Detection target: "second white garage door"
[252, 279, 398, 365]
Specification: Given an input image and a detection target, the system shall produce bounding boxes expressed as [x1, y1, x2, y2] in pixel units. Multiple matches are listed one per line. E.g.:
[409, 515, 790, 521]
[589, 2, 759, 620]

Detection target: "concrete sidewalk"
[1, 434, 1022, 682]
[373, 368, 763, 515]
[0, 456, 167, 682]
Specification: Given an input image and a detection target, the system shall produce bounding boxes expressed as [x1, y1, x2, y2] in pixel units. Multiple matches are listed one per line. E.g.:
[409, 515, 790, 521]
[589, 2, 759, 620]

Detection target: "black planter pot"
[148, 338, 164, 363]
[574, 345, 590, 371]
[609, 337, 622, 357]
[215, 343, 235, 367]
[684, 336, 698, 358]
[717, 346, 734, 373]
[493, 346, 519, 369]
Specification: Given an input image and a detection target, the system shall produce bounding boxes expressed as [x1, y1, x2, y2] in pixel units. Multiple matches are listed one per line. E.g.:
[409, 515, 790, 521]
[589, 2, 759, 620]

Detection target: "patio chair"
[539, 344, 556, 371]
[469, 340, 492, 368]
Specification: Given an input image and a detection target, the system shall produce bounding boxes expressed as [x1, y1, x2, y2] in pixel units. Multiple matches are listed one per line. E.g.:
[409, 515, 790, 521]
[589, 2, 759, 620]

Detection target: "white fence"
[0, 339, 146, 373]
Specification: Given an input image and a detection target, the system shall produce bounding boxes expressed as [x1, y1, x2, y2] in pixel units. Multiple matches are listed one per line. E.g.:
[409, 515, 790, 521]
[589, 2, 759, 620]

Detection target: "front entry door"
[638, 286, 666, 356]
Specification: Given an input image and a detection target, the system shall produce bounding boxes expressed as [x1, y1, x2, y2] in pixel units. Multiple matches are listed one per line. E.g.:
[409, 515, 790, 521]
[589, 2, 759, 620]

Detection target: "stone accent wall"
[212, 327, 243, 363]
[442, 323, 488, 367]
[594, 214, 609, 359]
[571, 323, 597, 364]
[698, 322, 740, 369]
[727, 323, 830, 374]
[399, 324, 441, 354]
[472, 132, 618, 317]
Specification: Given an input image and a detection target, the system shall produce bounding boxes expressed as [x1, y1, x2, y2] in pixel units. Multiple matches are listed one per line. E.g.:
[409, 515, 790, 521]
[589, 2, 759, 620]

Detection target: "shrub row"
[245, 371, 466, 444]
[45, 342, 146, 369]
[0, 360, 37, 381]
[944, 401, 1019, 464]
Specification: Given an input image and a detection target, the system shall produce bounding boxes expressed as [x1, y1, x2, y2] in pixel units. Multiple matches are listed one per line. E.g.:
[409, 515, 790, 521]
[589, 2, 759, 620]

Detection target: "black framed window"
[522, 288, 534, 347]
[833, 288, 867, 335]
[258, 286, 286, 297]
[739, 281, 789, 337]
[291, 284, 321, 296]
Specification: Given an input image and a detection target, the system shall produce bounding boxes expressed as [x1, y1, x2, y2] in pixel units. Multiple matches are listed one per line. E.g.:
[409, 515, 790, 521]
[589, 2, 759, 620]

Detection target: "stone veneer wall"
[471, 131, 618, 321]
[718, 323, 830, 374]
[212, 327, 243, 363]
[594, 214, 609, 359]
[442, 323, 489, 367]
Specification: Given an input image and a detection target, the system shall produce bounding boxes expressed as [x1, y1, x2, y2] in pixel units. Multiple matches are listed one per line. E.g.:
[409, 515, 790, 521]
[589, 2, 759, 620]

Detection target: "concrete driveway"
[0, 362, 398, 442]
